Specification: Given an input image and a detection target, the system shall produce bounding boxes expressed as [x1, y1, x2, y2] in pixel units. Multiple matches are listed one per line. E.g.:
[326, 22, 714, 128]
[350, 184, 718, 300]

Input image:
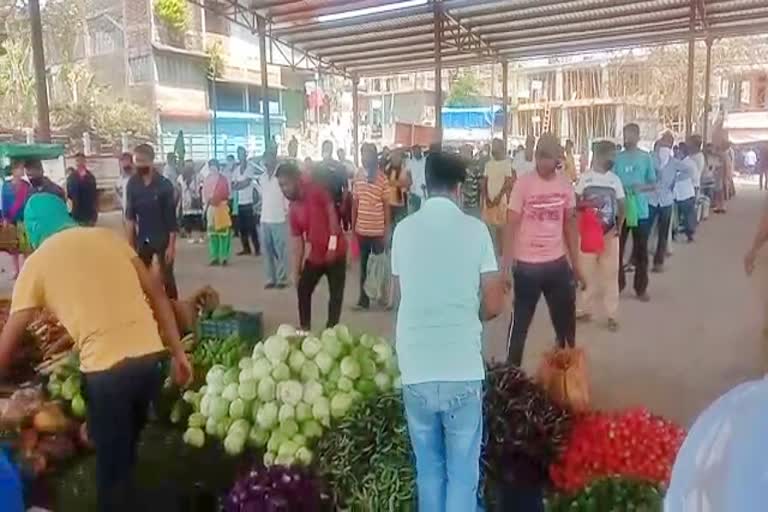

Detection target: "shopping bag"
[536, 347, 590, 413]
[624, 191, 639, 228]
[363, 252, 390, 304]
[578, 208, 604, 254]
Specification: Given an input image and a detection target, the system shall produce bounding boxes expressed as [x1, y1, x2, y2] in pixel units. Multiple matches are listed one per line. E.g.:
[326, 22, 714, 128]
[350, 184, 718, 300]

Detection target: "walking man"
[278, 162, 346, 330]
[352, 143, 390, 310]
[232, 146, 260, 256]
[575, 140, 625, 331]
[125, 144, 179, 299]
[502, 134, 583, 366]
[615, 123, 656, 301]
[392, 152, 505, 512]
[259, 147, 289, 288]
[0, 193, 192, 511]
[67, 152, 99, 226]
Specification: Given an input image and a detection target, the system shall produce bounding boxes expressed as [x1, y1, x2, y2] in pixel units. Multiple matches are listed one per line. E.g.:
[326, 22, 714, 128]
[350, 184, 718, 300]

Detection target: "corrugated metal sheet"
[232, 0, 768, 76]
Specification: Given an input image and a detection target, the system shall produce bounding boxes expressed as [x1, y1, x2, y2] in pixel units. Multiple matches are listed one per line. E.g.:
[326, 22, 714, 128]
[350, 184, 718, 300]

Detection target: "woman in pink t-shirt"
[501, 134, 583, 366]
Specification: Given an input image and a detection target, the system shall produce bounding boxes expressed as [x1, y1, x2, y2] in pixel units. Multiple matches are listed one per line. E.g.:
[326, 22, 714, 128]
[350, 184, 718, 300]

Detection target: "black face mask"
[605, 159, 615, 171]
[28, 176, 43, 186]
[137, 166, 151, 176]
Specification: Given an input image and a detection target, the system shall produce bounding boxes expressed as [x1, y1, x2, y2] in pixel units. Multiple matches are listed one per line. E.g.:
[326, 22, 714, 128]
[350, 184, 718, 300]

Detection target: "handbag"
[578, 208, 604, 254]
[536, 347, 590, 413]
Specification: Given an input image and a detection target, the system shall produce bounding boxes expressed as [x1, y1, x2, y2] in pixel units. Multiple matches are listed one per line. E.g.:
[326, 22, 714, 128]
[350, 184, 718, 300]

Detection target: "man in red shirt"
[277, 162, 347, 330]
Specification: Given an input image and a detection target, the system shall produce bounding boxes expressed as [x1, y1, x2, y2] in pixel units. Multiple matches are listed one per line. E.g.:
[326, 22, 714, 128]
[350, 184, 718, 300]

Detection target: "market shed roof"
[198, 0, 768, 76]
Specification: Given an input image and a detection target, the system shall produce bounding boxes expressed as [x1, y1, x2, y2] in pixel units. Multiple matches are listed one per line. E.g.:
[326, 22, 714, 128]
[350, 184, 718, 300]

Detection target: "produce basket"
[196, 311, 263, 343]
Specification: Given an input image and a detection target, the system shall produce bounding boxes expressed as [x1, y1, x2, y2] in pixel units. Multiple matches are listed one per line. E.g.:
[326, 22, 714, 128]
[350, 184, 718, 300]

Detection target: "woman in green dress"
[203, 159, 232, 265]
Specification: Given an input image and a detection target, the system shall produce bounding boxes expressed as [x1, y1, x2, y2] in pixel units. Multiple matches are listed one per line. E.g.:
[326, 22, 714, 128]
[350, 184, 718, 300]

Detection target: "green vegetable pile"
[316, 393, 414, 510]
[546, 477, 663, 511]
[190, 333, 249, 370]
[46, 353, 86, 419]
[181, 324, 401, 466]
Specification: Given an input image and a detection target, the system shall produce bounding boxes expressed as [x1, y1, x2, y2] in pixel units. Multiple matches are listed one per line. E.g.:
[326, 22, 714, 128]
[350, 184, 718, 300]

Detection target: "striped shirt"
[353, 170, 388, 237]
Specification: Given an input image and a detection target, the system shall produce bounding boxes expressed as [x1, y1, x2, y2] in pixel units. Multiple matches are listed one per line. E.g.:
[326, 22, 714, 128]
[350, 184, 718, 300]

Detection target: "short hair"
[624, 123, 640, 134]
[208, 158, 219, 168]
[134, 143, 155, 161]
[322, 140, 333, 150]
[425, 152, 466, 193]
[688, 134, 703, 152]
[593, 140, 616, 159]
[535, 133, 563, 159]
[276, 161, 301, 180]
[120, 152, 133, 161]
[25, 159, 43, 172]
[74, 152, 86, 159]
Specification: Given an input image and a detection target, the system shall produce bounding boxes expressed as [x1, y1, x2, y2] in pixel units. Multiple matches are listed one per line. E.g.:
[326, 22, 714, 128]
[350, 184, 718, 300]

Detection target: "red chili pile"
[549, 407, 686, 493]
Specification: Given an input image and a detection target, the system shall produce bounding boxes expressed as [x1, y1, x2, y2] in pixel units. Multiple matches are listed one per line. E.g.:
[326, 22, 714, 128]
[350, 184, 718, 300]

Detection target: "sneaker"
[208, 261, 220, 267]
[606, 318, 620, 332]
[637, 293, 651, 302]
[237, 250, 251, 256]
[623, 263, 635, 273]
[275, 283, 288, 290]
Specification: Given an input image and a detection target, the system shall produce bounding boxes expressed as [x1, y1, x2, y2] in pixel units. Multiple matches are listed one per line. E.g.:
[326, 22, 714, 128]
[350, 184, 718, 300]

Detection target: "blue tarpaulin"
[441, 106, 503, 130]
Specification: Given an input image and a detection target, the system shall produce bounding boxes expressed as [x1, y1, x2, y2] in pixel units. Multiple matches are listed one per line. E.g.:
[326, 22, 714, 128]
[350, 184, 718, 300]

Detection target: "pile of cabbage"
[181, 324, 400, 467]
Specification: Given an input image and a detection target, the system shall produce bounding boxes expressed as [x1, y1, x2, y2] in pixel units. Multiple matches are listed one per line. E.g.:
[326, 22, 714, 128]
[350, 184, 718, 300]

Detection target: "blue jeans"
[675, 197, 697, 240]
[403, 380, 483, 512]
[260, 222, 288, 285]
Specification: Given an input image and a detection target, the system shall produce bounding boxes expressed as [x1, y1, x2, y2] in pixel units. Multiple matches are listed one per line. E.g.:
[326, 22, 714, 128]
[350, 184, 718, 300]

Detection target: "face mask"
[28, 176, 43, 186]
[137, 166, 151, 176]
[122, 166, 132, 173]
[605, 159, 615, 171]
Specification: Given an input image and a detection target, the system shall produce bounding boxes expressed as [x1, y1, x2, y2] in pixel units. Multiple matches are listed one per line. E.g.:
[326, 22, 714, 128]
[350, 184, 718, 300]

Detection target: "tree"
[446, 71, 482, 107]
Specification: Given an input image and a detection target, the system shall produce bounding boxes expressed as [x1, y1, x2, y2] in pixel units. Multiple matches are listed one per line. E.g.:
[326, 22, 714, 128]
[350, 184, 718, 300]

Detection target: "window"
[156, 55, 204, 88]
[129, 55, 153, 84]
[205, 10, 230, 36]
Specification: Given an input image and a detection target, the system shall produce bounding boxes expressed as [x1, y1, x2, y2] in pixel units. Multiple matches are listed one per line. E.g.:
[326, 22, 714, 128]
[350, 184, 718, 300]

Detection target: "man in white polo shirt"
[232, 145, 260, 256]
[259, 147, 289, 288]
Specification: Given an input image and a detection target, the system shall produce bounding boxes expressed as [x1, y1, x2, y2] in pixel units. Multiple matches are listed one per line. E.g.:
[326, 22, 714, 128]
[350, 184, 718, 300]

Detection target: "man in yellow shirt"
[0, 193, 192, 511]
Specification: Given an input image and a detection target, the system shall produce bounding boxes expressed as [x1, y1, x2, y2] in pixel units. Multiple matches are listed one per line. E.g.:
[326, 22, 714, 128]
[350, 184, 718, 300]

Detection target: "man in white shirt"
[407, 145, 427, 212]
[232, 145, 260, 255]
[511, 134, 536, 177]
[259, 147, 289, 288]
[674, 142, 698, 243]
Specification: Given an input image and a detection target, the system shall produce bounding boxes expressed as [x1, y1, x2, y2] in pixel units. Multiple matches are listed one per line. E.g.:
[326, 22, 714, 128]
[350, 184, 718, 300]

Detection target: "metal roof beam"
[443, 11, 500, 60]
[289, 17, 431, 46]
[328, 43, 436, 63]
[265, 0, 409, 22]
[271, 3, 433, 36]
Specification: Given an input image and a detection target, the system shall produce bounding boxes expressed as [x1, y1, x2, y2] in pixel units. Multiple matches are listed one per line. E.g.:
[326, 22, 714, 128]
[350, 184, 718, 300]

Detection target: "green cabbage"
[302, 381, 324, 404]
[330, 393, 353, 418]
[271, 362, 291, 382]
[315, 352, 334, 375]
[238, 367, 253, 382]
[263, 451, 275, 466]
[251, 342, 265, 359]
[251, 358, 272, 381]
[356, 379, 377, 397]
[207, 381, 225, 396]
[301, 336, 322, 359]
[340, 356, 361, 380]
[300, 361, 320, 382]
[223, 368, 240, 386]
[334, 324, 354, 345]
[258, 377, 276, 402]
[229, 398, 247, 419]
[288, 350, 307, 373]
[256, 402, 278, 430]
[337, 377, 354, 392]
[238, 380, 257, 401]
[206, 365, 227, 386]
[267, 431, 285, 453]
[264, 335, 290, 364]
[295, 446, 313, 465]
[216, 418, 233, 439]
[301, 419, 323, 439]
[292, 434, 307, 447]
[205, 417, 219, 436]
[392, 376, 402, 389]
[278, 380, 303, 406]
[274, 453, 295, 466]
[374, 372, 391, 392]
[183, 427, 205, 448]
[209, 397, 231, 420]
[222, 382, 240, 402]
[188, 413, 206, 428]
[278, 403, 295, 423]
[360, 356, 377, 379]
[229, 418, 251, 438]
[295, 402, 312, 422]
[279, 419, 299, 438]
[224, 432, 246, 456]
[321, 329, 343, 358]
[276, 324, 297, 337]
[312, 396, 330, 426]
[359, 334, 377, 348]
[199, 394, 212, 416]
[238, 357, 254, 370]
[372, 342, 394, 364]
[278, 440, 299, 458]
[248, 426, 269, 448]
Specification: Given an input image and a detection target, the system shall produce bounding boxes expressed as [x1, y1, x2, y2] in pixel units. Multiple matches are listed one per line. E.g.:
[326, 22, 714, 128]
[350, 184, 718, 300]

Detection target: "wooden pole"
[502, 61, 509, 152]
[258, 16, 271, 149]
[352, 74, 360, 166]
[702, 38, 713, 142]
[433, 2, 443, 147]
[29, 0, 51, 142]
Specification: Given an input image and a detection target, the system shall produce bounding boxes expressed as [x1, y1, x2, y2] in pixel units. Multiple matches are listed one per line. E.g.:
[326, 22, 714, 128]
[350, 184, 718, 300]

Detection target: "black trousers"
[506, 258, 576, 366]
[237, 205, 260, 254]
[138, 242, 178, 300]
[83, 352, 166, 512]
[357, 236, 385, 308]
[298, 259, 346, 330]
[619, 218, 650, 295]
[648, 205, 672, 266]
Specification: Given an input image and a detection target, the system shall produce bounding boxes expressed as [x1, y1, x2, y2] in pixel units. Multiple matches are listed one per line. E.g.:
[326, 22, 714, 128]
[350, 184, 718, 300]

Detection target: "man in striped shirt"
[352, 142, 390, 310]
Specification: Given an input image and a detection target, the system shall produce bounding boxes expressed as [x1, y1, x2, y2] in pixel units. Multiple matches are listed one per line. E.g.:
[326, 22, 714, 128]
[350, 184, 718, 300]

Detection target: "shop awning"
[193, 0, 768, 77]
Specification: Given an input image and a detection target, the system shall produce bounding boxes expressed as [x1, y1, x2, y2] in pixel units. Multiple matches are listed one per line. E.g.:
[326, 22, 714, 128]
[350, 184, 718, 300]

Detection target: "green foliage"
[546, 478, 663, 512]
[446, 71, 483, 107]
[154, 0, 188, 33]
[206, 40, 225, 80]
[0, 33, 35, 128]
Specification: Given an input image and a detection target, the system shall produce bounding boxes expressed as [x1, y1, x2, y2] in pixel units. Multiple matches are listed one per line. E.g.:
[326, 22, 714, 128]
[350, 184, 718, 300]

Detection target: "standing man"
[232, 146, 260, 256]
[649, 142, 678, 272]
[352, 143, 390, 311]
[482, 138, 515, 255]
[336, 147, 356, 179]
[502, 134, 582, 366]
[259, 147, 289, 289]
[0, 193, 192, 511]
[674, 143, 699, 243]
[277, 162, 346, 330]
[26, 160, 64, 198]
[67, 152, 99, 226]
[125, 144, 179, 299]
[512, 134, 536, 177]
[407, 145, 427, 212]
[392, 151, 505, 512]
[163, 152, 179, 185]
[614, 123, 656, 301]
[575, 140, 625, 331]
[460, 144, 483, 218]
[116, 153, 134, 215]
[315, 140, 350, 231]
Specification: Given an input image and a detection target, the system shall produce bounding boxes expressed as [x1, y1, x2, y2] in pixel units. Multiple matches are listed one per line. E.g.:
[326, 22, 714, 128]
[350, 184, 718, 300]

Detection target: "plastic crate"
[196, 311, 263, 343]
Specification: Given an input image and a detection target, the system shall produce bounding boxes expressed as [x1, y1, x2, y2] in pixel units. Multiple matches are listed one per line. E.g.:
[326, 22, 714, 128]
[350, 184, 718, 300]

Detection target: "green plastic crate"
[196, 311, 263, 343]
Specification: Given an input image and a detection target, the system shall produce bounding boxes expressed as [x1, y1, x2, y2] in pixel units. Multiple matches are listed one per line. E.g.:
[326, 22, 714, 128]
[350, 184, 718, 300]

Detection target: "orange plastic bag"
[536, 347, 590, 413]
